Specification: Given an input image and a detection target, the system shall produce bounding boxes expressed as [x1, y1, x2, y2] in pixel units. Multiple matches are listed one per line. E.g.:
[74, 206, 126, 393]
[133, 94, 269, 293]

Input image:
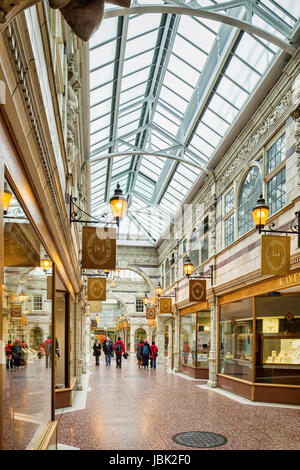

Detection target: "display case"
[262, 334, 300, 365]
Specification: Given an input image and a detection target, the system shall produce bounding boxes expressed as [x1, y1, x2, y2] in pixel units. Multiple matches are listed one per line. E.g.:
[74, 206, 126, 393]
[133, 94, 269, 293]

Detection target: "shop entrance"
[30, 327, 44, 349]
[134, 328, 147, 351]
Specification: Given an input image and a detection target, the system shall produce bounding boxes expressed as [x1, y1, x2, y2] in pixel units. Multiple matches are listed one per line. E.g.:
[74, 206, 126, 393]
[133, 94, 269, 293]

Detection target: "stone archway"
[134, 328, 147, 352]
[30, 327, 44, 349]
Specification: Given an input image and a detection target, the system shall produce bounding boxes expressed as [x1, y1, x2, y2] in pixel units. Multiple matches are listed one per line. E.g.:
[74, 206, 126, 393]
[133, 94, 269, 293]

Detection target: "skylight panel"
[118, 119, 140, 138]
[168, 54, 200, 89]
[121, 66, 151, 92]
[195, 121, 222, 148]
[164, 70, 194, 102]
[160, 86, 189, 115]
[172, 35, 208, 72]
[122, 49, 154, 77]
[120, 81, 148, 105]
[127, 13, 161, 39]
[235, 33, 275, 74]
[177, 15, 216, 54]
[215, 75, 248, 109]
[126, 29, 158, 58]
[90, 40, 117, 68]
[89, 17, 118, 48]
[90, 81, 114, 107]
[176, 163, 199, 183]
[202, 108, 230, 136]
[90, 62, 115, 91]
[90, 98, 112, 121]
[153, 111, 179, 138]
[90, 128, 111, 147]
[251, 15, 280, 52]
[208, 93, 238, 124]
[225, 56, 261, 94]
[262, 0, 300, 20]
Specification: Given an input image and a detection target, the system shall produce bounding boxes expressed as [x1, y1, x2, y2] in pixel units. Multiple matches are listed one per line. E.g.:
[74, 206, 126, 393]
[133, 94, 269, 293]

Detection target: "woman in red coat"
[150, 341, 158, 369]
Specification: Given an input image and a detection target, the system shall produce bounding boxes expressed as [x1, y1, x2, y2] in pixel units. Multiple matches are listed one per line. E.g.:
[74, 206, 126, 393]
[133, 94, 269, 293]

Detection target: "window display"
[180, 311, 211, 368]
[2, 180, 53, 449]
[255, 295, 300, 385]
[219, 298, 253, 381]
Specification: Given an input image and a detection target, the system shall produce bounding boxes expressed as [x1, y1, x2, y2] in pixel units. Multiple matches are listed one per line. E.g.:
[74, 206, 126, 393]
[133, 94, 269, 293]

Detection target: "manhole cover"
[172, 431, 227, 448]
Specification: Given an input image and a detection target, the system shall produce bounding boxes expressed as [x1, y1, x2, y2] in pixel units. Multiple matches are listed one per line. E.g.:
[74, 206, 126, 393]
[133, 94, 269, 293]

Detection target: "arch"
[104, 5, 296, 55]
[107, 295, 129, 316]
[30, 327, 44, 349]
[124, 266, 153, 291]
[89, 151, 209, 173]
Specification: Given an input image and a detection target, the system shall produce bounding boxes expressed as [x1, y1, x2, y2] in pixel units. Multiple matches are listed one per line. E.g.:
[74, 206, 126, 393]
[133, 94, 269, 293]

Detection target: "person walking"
[150, 341, 158, 369]
[93, 339, 101, 366]
[113, 337, 126, 368]
[141, 340, 151, 369]
[103, 337, 113, 366]
[136, 340, 144, 369]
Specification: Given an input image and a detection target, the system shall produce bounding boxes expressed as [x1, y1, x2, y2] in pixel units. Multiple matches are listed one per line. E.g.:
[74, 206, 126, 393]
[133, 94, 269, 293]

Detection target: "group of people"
[92, 337, 158, 370]
[93, 336, 127, 368]
[5, 339, 30, 370]
[136, 340, 158, 369]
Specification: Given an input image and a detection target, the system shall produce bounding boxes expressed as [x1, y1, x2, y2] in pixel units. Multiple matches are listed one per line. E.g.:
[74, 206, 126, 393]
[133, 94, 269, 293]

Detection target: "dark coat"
[93, 343, 101, 356]
[141, 342, 151, 357]
[137, 342, 144, 360]
[103, 340, 113, 355]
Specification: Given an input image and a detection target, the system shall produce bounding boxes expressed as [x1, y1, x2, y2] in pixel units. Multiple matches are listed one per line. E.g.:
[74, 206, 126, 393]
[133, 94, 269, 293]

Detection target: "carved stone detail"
[217, 88, 293, 195]
[67, 64, 81, 172]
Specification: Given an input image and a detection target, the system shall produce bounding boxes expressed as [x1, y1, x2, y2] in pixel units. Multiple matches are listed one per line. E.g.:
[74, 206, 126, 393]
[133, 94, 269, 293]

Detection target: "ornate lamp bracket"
[189, 265, 214, 285]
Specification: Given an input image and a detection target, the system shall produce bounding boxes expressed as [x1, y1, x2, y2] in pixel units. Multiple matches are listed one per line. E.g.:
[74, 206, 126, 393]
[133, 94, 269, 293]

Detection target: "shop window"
[180, 311, 211, 369]
[238, 166, 262, 237]
[219, 298, 253, 382]
[136, 298, 144, 313]
[201, 236, 209, 263]
[267, 167, 286, 216]
[255, 296, 300, 385]
[3, 180, 53, 449]
[224, 188, 234, 213]
[266, 133, 285, 174]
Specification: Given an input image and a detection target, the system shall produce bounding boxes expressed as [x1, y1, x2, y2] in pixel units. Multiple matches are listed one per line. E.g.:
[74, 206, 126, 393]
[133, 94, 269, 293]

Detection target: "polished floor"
[56, 354, 300, 450]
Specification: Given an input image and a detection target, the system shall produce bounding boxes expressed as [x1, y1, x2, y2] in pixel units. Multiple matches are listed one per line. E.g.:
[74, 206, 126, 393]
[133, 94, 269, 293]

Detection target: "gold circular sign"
[90, 279, 105, 300]
[147, 308, 156, 319]
[87, 232, 111, 266]
[161, 299, 171, 312]
[191, 281, 205, 301]
[266, 239, 287, 272]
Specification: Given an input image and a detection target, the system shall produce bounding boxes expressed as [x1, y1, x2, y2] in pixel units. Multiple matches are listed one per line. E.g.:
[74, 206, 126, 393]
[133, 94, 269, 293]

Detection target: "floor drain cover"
[172, 431, 227, 448]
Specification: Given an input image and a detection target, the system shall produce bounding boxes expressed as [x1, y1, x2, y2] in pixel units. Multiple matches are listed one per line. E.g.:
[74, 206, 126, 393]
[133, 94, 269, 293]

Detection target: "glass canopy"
[89, 0, 300, 244]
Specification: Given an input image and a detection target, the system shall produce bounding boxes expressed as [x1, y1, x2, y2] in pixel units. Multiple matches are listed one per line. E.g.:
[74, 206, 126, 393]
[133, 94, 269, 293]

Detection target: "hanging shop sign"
[261, 235, 290, 276]
[4, 223, 40, 267]
[82, 226, 116, 270]
[10, 304, 22, 317]
[89, 301, 103, 313]
[189, 279, 206, 302]
[146, 307, 156, 319]
[91, 320, 97, 329]
[159, 297, 172, 314]
[87, 278, 106, 301]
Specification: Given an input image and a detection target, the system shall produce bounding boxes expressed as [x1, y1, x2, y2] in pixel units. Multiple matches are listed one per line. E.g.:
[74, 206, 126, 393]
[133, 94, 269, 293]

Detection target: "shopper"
[150, 341, 158, 369]
[93, 339, 101, 366]
[42, 336, 52, 369]
[141, 340, 151, 369]
[136, 340, 144, 369]
[103, 337, 113, 366]
[5, 340, 13, 370]
[113, 337, 126, 368]
[11, 339, 23, 369]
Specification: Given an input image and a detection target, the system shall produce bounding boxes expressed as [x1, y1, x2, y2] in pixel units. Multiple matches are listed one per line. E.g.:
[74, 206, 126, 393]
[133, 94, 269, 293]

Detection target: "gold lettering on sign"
[146, 307, 156, 320]
[261, 235, 290, 276]
[82, 227, 116, 270]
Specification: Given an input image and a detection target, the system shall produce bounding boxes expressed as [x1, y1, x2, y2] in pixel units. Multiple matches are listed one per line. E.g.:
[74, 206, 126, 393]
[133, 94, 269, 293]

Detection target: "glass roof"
[89, 0, 300, 244]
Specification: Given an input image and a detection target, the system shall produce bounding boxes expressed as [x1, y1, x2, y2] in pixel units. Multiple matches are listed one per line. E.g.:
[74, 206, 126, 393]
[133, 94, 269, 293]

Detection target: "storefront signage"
[189, 279, 206, 302]
[87, 278, 106, 301]
[159, 297, 172, 314]
[261, 235, 290, 276]
[10, 304, 22, 317]
[89, 301, 102, 313]
[146, 307, 156, 319]
[82, 227, 116, 270]
[262, 318, 279, 333]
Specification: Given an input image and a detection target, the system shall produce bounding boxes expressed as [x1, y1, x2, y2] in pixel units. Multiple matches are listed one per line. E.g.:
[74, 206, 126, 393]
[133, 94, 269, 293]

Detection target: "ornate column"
[171, 307, 180, 372]
[290, 104, 300, 187]
[156, 316, 165, 364]
[207, 293, 218, 388]
[167, 320, 172, 367]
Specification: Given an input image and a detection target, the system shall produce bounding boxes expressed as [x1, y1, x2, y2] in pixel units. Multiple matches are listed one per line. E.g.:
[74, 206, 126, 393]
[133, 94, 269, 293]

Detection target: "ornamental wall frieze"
[216, 87, 293, 195]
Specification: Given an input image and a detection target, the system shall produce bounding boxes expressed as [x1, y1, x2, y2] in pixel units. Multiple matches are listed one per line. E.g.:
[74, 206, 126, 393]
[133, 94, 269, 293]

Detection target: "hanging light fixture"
[155, 282, 163, 297]
[3, 183, 12, 215]
[104, 269, 110, 277]
[143, 293, 149, 305]
[19, 285, 27, 303]
[252, 195, 269, 232]
[109, 183, 127, 226]
[41, 256, 51, 271]
[110, 280, 116, 287]
[184, 256, 194, 278]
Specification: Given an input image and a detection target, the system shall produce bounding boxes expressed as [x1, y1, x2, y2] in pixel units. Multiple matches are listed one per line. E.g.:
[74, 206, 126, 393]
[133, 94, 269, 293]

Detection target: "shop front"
[0, 114, 80, 449]
[218, 272, 300, 405]
[179, 302, 211, 379]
